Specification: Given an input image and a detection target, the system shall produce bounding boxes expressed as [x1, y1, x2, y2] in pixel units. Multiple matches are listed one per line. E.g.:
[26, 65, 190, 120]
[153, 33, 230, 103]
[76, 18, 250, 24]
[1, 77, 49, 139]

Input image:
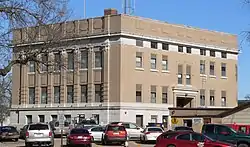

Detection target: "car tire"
[167, 145, 176, 147]
[238, 144, 248, 147]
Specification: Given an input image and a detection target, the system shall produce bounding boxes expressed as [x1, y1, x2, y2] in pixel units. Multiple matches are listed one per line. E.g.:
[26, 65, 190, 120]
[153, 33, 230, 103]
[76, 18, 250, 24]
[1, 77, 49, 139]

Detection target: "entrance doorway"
[136, 115, 143, 127]
[183, 119, 192, 127]
[162, 116, 168, 129]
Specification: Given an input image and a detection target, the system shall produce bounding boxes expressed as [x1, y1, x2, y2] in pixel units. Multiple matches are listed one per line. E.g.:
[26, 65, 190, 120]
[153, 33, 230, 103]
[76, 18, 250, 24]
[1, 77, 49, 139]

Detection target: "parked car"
[88, 126, 105, 142]
[25, 123, 55, 147]
[19, 125, 28, 139]
[202, 124, 250, 147]
[0, 126, 19, 142]
[155, 131, 235, 147]
[173, 126, 193, 132]
[66, 128, 92, 147]
[102, 124, 128, 145]
[110, 122, 143, 140]
[49, 120, 70, 137]
[226, 123, 250, 135]
[140, 127, 163, 143]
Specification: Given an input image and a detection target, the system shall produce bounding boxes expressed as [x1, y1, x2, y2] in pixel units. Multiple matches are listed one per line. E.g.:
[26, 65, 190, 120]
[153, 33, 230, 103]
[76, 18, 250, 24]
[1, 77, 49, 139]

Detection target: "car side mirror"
[137, 127, 140, 130]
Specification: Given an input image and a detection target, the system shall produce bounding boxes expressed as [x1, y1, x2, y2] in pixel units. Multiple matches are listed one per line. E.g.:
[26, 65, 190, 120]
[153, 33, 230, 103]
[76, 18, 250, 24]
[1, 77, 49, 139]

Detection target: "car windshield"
[29, 124, 49, 130]
[70, 129, 89, 134]
[108, 126, 125, 131]
[0, 126, 17, 133]
[148, 127, 163, 132]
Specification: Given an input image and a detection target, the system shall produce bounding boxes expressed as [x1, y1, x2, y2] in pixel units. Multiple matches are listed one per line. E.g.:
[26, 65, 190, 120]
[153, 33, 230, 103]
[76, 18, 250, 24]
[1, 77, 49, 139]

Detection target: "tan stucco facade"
[10, 10, 238, 126]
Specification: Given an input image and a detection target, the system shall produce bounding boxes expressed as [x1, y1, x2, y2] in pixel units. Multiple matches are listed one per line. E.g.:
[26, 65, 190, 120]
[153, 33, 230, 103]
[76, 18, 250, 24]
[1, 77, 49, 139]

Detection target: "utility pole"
[83, 0, 86, 18]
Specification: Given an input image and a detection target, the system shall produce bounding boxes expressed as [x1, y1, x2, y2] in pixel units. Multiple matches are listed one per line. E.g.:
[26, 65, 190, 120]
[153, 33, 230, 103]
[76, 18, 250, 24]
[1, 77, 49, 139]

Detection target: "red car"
[67, 128, 92, 147]
[155, 131, 236, 147]
[102, 124, 128, 145]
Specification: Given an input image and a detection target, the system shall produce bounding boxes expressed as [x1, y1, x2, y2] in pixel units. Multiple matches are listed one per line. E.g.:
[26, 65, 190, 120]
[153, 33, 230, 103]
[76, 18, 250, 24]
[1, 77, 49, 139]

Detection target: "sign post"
[59, 114, 64, 147]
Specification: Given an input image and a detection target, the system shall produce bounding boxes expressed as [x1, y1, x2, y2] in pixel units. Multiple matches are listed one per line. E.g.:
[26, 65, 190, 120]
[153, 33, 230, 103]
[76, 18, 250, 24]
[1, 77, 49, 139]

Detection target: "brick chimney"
[104, 8, 118, 16]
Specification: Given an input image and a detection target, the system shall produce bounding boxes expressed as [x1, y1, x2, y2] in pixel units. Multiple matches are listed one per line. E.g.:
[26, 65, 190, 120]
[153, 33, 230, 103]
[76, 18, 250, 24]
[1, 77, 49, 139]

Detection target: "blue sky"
[68, 0, 250, 99]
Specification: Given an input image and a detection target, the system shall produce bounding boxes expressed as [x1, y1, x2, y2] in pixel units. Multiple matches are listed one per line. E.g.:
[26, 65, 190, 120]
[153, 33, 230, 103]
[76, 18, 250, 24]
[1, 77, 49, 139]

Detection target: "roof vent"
[104, 8, 118, 16]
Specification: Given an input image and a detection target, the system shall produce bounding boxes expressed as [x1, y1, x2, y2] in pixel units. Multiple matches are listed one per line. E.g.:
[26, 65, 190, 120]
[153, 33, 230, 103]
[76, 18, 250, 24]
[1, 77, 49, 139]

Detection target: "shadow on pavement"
[135, 141, 156, 145]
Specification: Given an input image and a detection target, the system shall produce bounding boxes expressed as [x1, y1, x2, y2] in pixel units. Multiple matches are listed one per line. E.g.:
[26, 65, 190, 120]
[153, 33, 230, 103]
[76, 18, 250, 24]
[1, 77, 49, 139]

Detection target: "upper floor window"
[162, 43, 169, 50]
[95, 52, 102, 68]
[136, 52, 143, 68]
[210, 50, 215, 57]
[186, 47, 192, 54]
[162, 55, 168, 71]
[67, 85, 74, 103]
[41, 54, 48, 72]
[177, 64, 183, 84]
[200, 60, 206, 74]
[80, 51, 88, 69]
[151, 42, 158, 49]
[221, 52, 227, 58]
[210, 90, 215, 106]
[178, 46, 183, 52]
[54, 53, 61, 71]
[150, 54, 157, 69]
[221, 91, 227, 106]
[200, 89, 205, 106]
[162, 86, 168, 104]
[209, 62, 215, 76]
[41, 87, 48, 104]
[29, 61, 35, 72]
[136, 39, 143, 47]
[28, 87, 35, 104]
[54, 86, 60, 104]
[186, 65, 191, 85]
[67, 51, 74, 70]
[150, 86, 156, 103]
[81, 85, 88, 103]
[221, 63, 227, 77]
[200, 49, 206, 56]
[136, 84, 142, 102]
[95, 84, 103, 102]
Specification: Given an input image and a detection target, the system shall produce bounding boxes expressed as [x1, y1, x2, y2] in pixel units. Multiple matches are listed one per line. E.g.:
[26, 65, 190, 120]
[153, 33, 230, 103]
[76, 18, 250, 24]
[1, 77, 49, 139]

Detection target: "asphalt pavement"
[0, 138, 155, 147]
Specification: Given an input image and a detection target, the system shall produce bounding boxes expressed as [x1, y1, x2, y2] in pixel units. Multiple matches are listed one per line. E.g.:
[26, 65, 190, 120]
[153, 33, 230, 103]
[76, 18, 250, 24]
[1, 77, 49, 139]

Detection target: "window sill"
[135, 68, 144, 71]
[200, 74, 207, 77]
[221, 76, 228, 79]
[53, 70, 61, 73]
[177, 84, 184, 87]
[93, 68, 102, 70]
[162, 70, 170, 73]
[67, 70, 74, 72]
[150, 69, 158, 72]
[209, 75, 216, 78]
[79, 68, 88, 71]
[27, 72, 35, 74]
[186, 84, 192, 87]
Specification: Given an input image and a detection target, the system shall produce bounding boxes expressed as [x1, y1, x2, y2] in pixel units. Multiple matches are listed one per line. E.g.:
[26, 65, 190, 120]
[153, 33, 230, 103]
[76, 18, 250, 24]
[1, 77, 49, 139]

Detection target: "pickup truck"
[25, 123, 55, 147]
[202, 124, 250, 147]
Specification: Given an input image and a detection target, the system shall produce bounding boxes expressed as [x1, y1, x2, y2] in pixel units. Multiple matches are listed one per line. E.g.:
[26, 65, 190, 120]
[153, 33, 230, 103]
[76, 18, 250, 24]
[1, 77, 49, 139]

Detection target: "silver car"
[25, 123, 55, 147]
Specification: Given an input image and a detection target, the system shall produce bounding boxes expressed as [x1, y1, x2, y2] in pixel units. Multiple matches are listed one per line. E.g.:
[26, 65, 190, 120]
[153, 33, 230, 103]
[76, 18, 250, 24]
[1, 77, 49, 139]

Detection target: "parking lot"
[0, 138, 155, 147]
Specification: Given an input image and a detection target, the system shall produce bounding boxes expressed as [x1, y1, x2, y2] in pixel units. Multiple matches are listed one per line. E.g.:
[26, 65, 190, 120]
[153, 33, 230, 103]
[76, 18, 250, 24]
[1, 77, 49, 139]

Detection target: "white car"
[88, 126, 105, 142]
[110, 122, 143, 140]
[140, 127, 163, 143]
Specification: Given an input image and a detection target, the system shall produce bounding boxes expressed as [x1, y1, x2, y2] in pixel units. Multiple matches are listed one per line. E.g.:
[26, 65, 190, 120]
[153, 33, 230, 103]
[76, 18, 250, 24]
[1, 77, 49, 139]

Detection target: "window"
[67, 51, 74, 70]
[150, 54, 157, 69]
[95, 84, 103, 102]
[209, 62, 215, 76]
[95, 52, 102, 68]
[203, 125, 214, 133]
[41, 54, 48, 72]
[151, 115, 157, 123]
[91, 127, 104, 132]
[178, 64, 183, 84]
[200, 89, 205, 106]
[178, 46, 183, 52]
[54, 86, 60, 103]
[81, 85, 88, 103]
[239, 126, 247, 133]
[200, 49, 206, 56]
[221, 63, 227, 77]
[51, 115, 57, 121]
[29, 61, 35, 72]
[136, 39, 143, 47]
[221, 52, 227, 58]
[186, 65, 191, 85]
[151, 42, 158, 49]
[186, 47, 192, 53]
[221, 91, 226, 106]
[136, 84, 142, 102]
[191, 133, 205, 142]
[28, 87, 35, 104]
[54, 52, 61, 71]
[162, 86, 168, 103]
[67, 85, 74, 103]
[162, 55, 168, 71]
[26, 115, 32, 124]
[80, 51, 88, 69]
[216, 126, 231, 135]
[65, 115, 71, 124]
[210, 90, 215, 106]
[41, 87, 47, 104]
[136, 52, 142, 68]
[210, 50, 215, 57]
[176, 134, 190, 140]
[38, 115, 45, 123]
[162, 43, 169, 50]
[151, 85, 156, 103]
[129, 123, 138, 129]
[200, 60, 205, 74]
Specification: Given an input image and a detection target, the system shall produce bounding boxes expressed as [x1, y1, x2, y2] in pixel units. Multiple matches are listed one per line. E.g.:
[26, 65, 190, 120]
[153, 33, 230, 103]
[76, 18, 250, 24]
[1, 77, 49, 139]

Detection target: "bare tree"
[0, 0, 71, 76]
[0, 73, 12, 126]
[244, 94, 250, 100]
